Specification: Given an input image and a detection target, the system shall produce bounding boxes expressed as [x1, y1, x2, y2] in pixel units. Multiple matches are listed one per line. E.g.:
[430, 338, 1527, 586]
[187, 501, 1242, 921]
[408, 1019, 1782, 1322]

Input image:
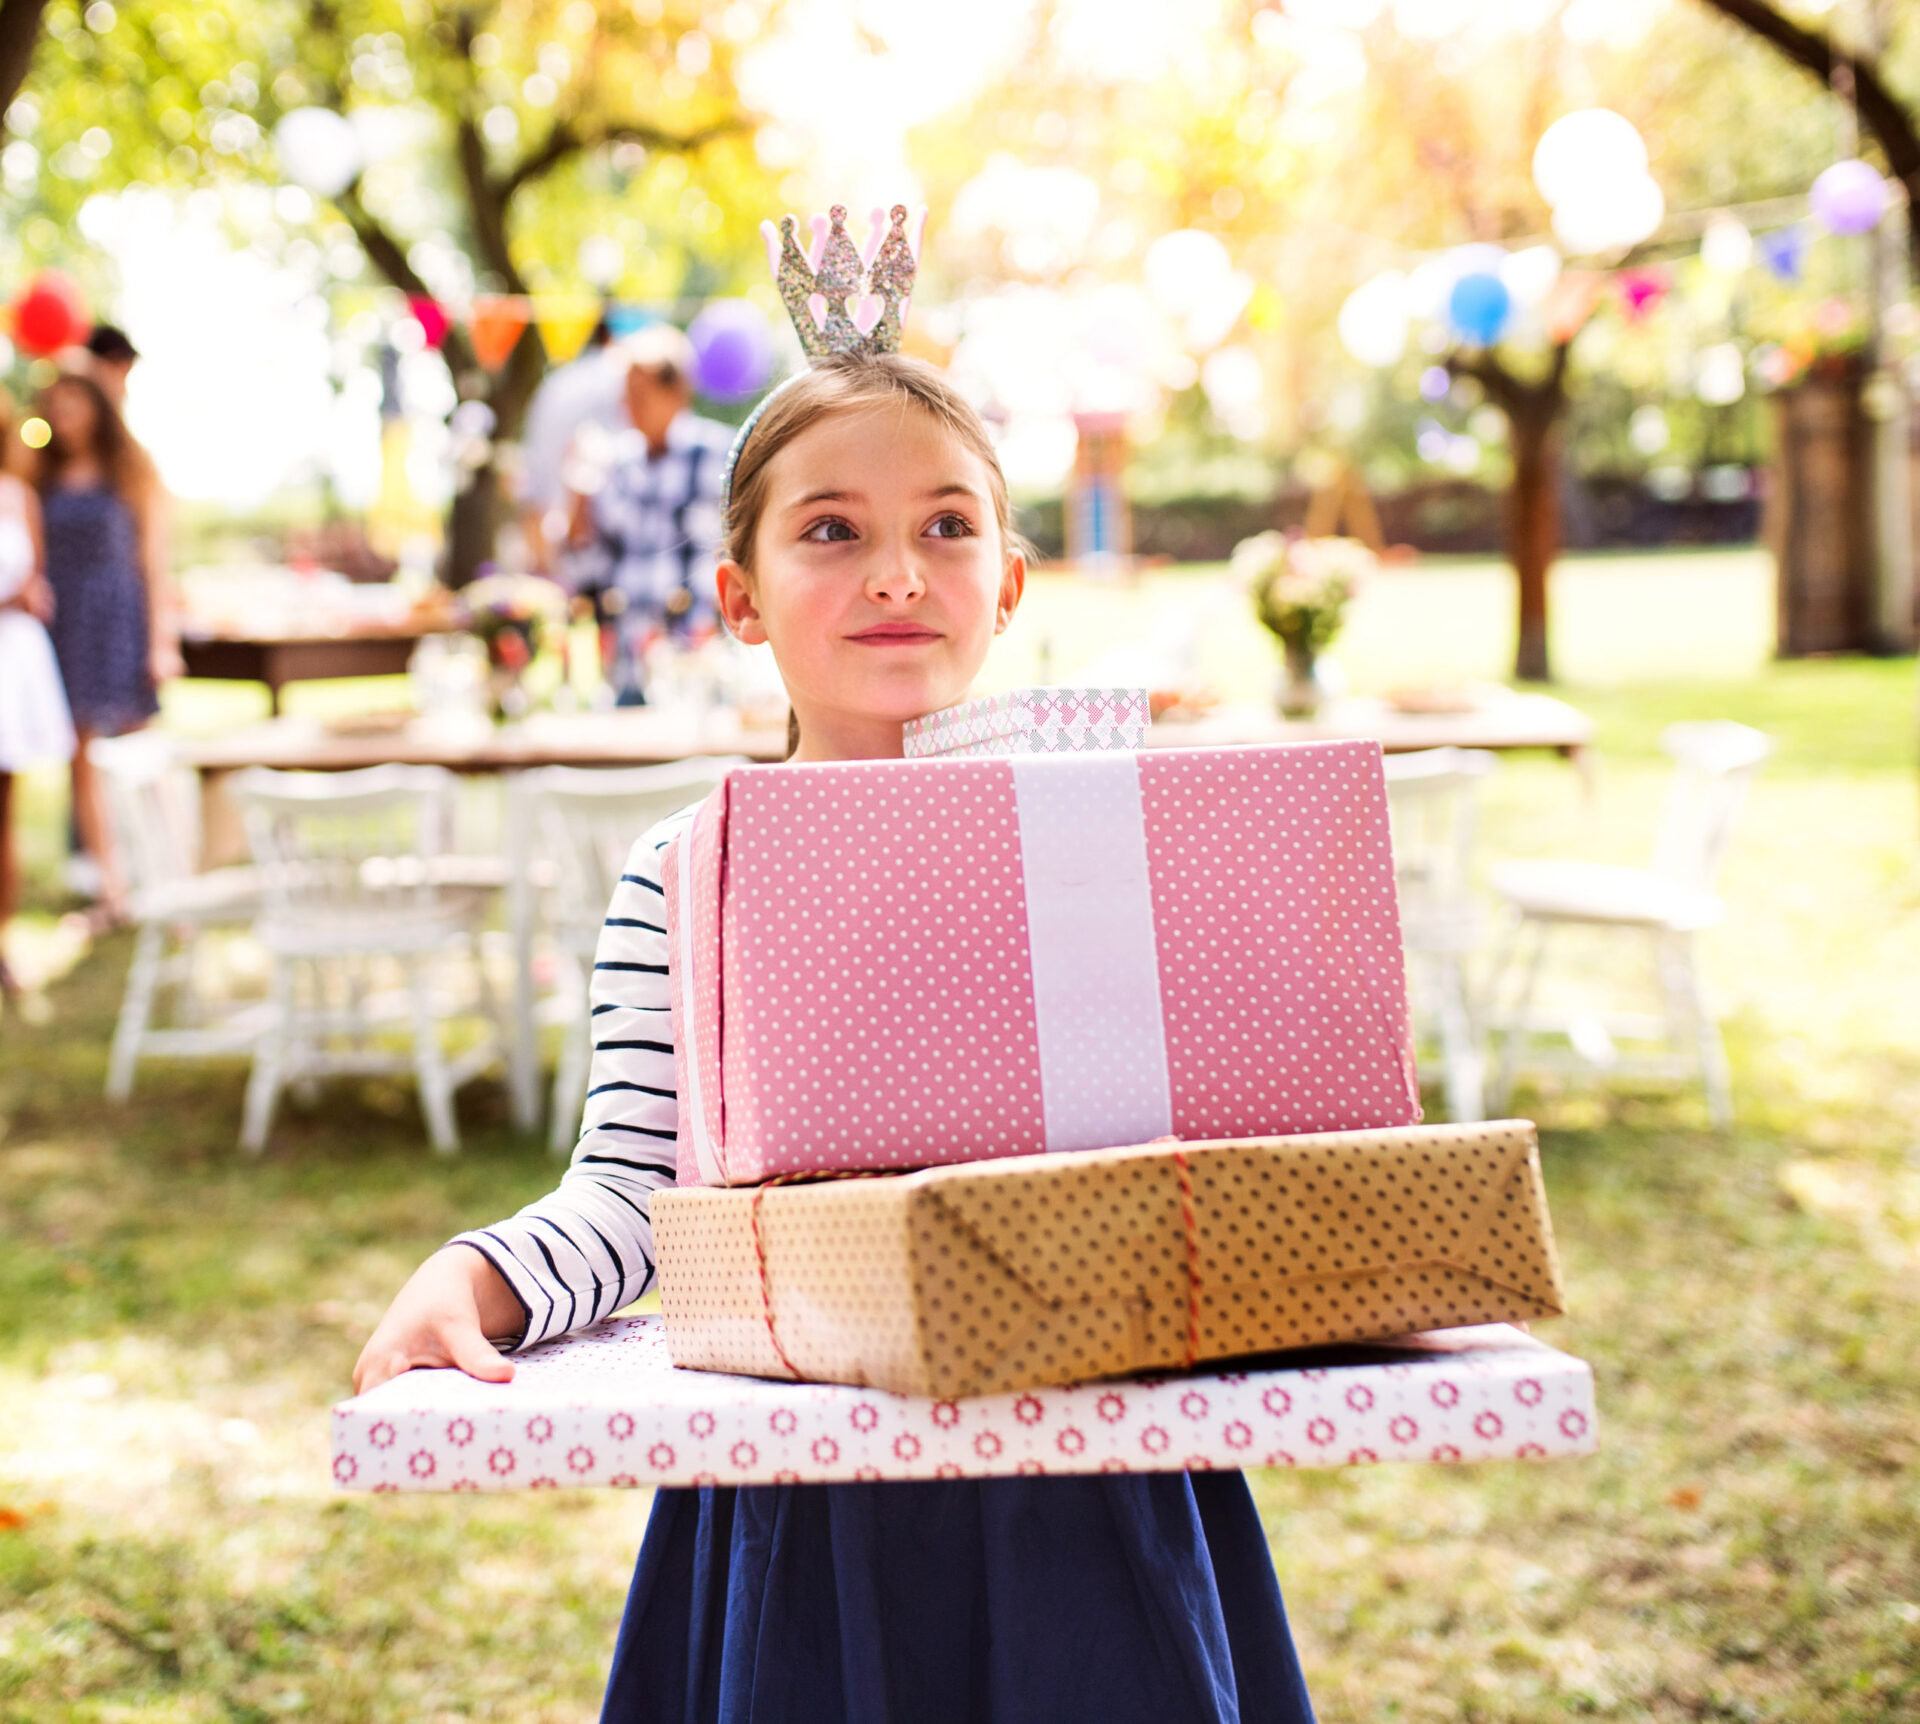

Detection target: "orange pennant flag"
[470, 295, 529, 370]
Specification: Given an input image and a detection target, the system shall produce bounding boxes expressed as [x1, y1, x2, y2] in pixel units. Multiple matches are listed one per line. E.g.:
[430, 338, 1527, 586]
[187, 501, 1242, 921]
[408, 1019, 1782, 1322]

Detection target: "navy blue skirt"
[602, 1474, 1316, 1724]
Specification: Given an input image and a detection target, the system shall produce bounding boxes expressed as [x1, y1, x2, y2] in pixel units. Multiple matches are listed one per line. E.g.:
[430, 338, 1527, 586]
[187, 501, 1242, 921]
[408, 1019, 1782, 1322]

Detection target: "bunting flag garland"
[1615, 267, 1671, 324]
[1540, 269, 1605, 344]
[1758, 224, 1807, 284]
[470, 294, 531, 370]
[533, 294, 603, 364]
[408, 293, 450, 349]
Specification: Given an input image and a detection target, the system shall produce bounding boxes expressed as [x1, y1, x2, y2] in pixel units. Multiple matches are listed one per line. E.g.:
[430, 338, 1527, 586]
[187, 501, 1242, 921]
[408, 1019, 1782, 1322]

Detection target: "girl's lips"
[847, 623, 942, 644]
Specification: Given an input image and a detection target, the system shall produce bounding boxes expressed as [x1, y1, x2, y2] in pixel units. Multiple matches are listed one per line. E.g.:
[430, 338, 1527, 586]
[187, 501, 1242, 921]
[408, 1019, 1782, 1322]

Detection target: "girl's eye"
[927, 512, 975, 540]
[801, 517, 857, 543]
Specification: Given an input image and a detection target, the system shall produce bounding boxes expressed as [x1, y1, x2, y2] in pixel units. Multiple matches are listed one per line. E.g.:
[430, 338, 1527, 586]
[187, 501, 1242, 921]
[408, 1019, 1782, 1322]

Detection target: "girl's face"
[717, 404, 1025, 761]
[43, 383, 98, 448]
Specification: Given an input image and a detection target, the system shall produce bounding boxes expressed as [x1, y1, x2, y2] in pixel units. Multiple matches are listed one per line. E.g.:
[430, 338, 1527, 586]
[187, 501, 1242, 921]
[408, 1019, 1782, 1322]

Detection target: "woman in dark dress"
[32, 372, 179, 924]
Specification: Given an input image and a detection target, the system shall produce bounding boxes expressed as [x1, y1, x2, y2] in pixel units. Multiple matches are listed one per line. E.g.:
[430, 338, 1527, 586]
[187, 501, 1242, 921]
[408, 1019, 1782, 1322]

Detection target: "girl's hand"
[20, 576, 54, 624]
[149, 637, 185, 686]
[352, 1245, 524, 1394]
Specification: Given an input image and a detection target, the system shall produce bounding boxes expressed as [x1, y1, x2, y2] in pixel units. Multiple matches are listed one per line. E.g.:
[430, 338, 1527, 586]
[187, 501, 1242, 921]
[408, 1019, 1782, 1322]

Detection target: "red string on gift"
[1171, 1147, 1203, 1370]
[748, 1181, 805, 1381]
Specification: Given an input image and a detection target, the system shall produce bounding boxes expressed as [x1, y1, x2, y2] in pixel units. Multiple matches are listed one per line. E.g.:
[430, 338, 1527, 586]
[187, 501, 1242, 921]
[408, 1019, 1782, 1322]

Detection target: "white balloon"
[1533, 108, 1649, 210]
[1551, 173, 1664, 256]
[1696, 342, 1747, 406]
[1337, 270, 1410, 368]
[1144, 229, 1233, 319]
[274, 107, 361, 198]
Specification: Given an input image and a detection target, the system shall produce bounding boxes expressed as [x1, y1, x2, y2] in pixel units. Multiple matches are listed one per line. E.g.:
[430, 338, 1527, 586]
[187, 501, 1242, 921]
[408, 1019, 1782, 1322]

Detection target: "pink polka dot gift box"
[330, 1315, 1596, 1493]
[901, 687, 1151, 758]
[663, 740, 1420, 1187]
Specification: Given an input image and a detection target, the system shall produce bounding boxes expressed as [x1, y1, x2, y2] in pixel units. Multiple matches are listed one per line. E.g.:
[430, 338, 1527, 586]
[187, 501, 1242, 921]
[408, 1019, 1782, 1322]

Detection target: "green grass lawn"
[2, 549, 1919, 1721]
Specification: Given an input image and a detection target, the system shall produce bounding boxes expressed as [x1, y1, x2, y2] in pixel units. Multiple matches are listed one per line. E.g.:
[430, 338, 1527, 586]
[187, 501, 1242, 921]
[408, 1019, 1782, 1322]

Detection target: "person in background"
[31, 373, 179, 928]
[0, 393, 75, 998]
[566, 324, 732, 704]
[84, 324, 140, 411]
[516, 317, 619, 578]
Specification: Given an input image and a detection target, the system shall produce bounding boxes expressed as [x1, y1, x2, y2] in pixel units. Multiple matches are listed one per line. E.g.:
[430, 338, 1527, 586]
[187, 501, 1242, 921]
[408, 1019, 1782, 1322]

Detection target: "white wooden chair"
[1382, 748, 1498, 1123]
[89, 732, 269, 1101]
[230, 763, 504, 1155]
[1484, 721, 1773, 1128]
[523, 758, 740, 1154]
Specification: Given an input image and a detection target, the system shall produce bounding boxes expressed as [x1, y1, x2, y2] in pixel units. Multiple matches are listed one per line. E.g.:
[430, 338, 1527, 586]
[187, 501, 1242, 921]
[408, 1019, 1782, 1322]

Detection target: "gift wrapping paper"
[664, 741, 1419, 1187]
[654, 1122, 1564, 1398]
[902, 686, 1151, 758]
[331, 1316, 1595, 1492]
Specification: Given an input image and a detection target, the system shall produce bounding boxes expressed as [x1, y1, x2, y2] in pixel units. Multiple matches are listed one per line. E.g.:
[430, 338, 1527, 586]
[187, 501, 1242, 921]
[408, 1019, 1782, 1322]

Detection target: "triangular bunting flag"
[534, 295, 602, 364]
[471, 295, 530, 370]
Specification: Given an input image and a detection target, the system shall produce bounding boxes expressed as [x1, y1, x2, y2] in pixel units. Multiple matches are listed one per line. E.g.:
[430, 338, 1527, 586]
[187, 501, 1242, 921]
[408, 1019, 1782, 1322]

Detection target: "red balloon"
[11, 271, 89, 357]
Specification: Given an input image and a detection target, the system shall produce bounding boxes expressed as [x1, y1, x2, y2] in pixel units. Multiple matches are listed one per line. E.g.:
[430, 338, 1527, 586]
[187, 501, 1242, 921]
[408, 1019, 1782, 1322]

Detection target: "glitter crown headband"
[720, 202, 926, 532]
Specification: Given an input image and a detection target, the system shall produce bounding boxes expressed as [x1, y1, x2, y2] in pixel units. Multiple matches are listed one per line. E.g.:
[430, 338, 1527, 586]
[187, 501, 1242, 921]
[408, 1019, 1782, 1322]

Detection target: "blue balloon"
[688, 299, 776, 402]
[1447, 271, 1512, 347]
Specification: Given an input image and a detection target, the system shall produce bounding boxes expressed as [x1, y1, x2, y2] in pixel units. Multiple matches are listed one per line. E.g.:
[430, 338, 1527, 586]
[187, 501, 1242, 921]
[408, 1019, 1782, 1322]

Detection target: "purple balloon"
[1810, 159, 1889, 236]
[688, 299, 775, 402]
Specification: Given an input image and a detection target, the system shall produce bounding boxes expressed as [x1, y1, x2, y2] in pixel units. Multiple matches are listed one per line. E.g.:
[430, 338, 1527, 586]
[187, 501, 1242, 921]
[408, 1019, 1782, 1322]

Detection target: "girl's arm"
[136, 467, 183, 685]
[0, 481, 50, 619]
[355, 808, 690, 1389]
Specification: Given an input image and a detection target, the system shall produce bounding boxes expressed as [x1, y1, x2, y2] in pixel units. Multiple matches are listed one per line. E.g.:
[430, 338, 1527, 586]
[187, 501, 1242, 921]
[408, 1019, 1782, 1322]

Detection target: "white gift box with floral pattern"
[902, 686, 1151, 758]
[330, 1316, 1596, 1493]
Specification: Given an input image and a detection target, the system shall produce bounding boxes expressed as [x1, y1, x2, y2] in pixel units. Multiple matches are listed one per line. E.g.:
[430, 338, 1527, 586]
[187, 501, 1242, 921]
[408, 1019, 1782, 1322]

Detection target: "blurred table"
[179, 630, 453, 713]
[180, 708, 789, 1132]
[1147, 691, 1594, 773]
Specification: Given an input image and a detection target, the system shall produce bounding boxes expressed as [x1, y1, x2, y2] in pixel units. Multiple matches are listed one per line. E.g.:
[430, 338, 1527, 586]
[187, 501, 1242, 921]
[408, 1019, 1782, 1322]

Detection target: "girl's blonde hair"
[722, 353, 1031, 573]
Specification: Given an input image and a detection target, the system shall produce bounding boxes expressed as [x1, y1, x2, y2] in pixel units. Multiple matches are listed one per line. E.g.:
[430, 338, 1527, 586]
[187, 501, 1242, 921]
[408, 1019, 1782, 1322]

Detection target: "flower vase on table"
[1234, 531, 1375, 721]
[458, 571, 568, 727]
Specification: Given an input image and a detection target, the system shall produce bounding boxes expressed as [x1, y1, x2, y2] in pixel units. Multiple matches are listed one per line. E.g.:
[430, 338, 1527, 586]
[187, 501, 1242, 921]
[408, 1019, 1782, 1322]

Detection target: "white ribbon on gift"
[674, 752, 1176, 1180]
[1011, 752, 1174, 1152]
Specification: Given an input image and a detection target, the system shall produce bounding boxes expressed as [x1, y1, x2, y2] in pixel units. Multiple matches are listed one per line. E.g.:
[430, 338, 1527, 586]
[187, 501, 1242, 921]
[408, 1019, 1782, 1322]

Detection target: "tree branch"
[1694, 0, 1920, 185]
[0, 0, 49, 125]
[501, 115, 740, 199]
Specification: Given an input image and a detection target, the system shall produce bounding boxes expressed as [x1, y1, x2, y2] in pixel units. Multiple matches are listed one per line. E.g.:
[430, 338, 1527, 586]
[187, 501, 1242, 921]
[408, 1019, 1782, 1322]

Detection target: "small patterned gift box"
[654, 1122, 1564, 1398]
[664, 741, 1420, 1187]
[902, 687, 1151, 758]
[331, 1315, 1596, 1492]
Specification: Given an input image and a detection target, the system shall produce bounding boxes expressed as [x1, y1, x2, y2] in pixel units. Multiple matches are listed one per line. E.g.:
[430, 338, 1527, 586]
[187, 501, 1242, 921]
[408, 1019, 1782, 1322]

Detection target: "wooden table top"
[180, 708, 792, 773]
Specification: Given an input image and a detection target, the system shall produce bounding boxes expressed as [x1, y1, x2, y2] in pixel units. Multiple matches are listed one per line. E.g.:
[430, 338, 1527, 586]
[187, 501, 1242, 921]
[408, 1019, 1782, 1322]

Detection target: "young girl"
[356, 354, 1318, 1724]
[32, 371, 179, 926]
[0, 396, 75, 997]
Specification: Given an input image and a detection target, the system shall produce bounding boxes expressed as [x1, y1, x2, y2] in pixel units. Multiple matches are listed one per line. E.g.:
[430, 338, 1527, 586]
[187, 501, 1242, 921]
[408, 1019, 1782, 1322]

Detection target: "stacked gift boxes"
[331, 687, 1594, 1491]
[652, 686, 1581, 1418]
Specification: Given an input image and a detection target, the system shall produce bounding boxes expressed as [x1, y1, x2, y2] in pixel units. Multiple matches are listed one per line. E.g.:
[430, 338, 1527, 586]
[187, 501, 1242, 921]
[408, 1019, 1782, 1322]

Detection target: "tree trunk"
[443, 310, 551, 587]
[1509, 412, 1559, 683]
[0, 0, 48, 124]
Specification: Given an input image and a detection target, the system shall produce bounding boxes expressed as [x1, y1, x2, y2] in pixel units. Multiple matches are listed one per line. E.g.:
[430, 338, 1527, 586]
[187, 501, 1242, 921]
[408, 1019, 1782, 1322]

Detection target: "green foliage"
[2, 0, 779, 322]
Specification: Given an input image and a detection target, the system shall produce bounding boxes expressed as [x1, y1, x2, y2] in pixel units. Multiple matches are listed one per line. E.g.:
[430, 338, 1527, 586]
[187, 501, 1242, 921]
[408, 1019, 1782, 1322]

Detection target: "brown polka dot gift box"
[651, 1121, 1565, 1400]
[662, 740, 1420, 1187]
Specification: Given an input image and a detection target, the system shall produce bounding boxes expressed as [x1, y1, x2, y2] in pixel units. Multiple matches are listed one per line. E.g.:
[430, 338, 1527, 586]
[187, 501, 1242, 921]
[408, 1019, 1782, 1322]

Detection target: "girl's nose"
[865, 547, 926, 605]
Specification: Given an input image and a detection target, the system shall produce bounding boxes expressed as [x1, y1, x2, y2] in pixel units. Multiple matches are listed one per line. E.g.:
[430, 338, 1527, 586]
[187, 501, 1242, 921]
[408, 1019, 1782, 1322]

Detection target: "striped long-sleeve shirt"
[451, 805, 697, 1350]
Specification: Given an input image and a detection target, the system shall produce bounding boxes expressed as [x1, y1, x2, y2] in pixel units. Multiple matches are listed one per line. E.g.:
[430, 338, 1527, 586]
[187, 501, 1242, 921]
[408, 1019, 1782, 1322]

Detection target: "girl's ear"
[994, 548, 1027, 636]
[715, 558, 768, 645]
